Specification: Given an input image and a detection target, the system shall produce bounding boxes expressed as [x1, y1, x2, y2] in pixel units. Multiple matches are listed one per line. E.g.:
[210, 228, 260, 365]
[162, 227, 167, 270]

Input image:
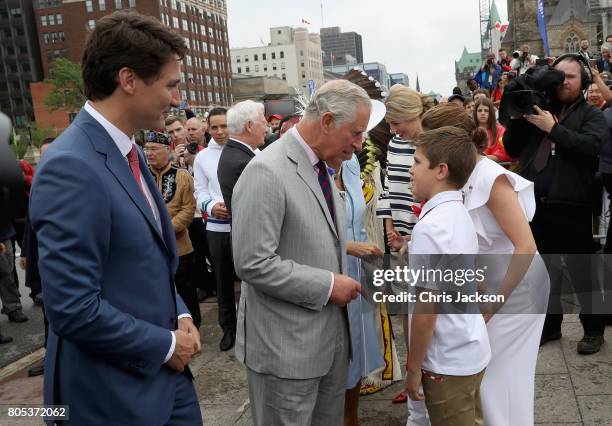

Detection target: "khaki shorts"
[421, 369, 485, 426]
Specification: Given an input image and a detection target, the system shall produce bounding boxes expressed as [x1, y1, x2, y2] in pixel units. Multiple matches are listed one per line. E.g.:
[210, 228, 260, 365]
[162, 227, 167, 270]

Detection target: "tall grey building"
[0, 0, 43, 127]
[320, 26, 363, 67]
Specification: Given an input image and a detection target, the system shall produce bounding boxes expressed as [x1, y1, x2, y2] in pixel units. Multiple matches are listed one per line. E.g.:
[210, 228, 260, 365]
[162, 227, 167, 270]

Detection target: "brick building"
[31, 0, 232, 129]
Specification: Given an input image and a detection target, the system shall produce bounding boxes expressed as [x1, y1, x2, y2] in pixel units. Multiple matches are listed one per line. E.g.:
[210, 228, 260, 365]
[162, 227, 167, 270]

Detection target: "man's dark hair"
[81, 10, 187, 101]
[165, 115, 183, 127]
[498, 48, 506, 53]
[207, 107, 227, 123]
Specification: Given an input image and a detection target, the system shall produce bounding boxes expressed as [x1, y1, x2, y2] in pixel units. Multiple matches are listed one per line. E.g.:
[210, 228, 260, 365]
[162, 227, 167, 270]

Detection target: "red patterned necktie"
[315, 160, 335, 225]
[127, 145, 152, 209]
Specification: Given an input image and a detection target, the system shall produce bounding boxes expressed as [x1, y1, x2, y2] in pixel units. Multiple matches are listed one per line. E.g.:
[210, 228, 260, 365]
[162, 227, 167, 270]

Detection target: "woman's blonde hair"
[385, 84, 434, 123]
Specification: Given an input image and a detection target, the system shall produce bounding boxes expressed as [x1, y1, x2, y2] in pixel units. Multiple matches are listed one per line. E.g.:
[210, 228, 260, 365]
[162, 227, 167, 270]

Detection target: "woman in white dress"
[421, 104, 550, 426]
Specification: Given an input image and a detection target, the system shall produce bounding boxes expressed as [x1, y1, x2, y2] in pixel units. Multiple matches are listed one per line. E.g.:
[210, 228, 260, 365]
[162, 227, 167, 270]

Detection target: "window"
[44, 33, 50, 44]
[58, 31, 64, 41]
[187, 72, 193, 82]
[86, 0, 93, 12]
[182, 19, 188, 31]
[204, 59, 210, 68]
[271, 52, 276, 59]
[180, 1, 186, 12]
[99, 0, 106, 11]
[254, 65, 259, 72]
[208, 27, 213, 37]
[244, 55, 249, 62]
[272, 63, 277, 70]
[183, 37, 189, 48]
[180, 72, 185, 83]
[88, 19, 95, 29]
[245, 66, 249, 73]
[215, 92, 220, 103]
[115, 0, 121, 8]
[185, 55, 192, 66]
[212, 60, 217, 70]
[206, 75, 212, 85]
[181, 89, 187, 100]
[202, 42, 208, 53]
[56, 14, 62, 24]
[280, 51, 284, 59]
[171, 0, 176, 8]
[254, 54, 258, 61]
[565, 32, 580, 53]
[9, 8, 22, 17]
[263, 65, 267, 71]
[300, 50, 304, 56]
[262, 53, 266, 60]
[200, 24, 206, 34]
[48, 14, 55, 25]
[301, 62, 304, 68]
[211, 44, 215, 54]
[281, 62, 285, 70]
[190, 90, 196, 100]
[41, 15, 48, 26]
[282, 73, 286, 80]
[208, 92, 213, 103]
[129, 0, 135, 6]
[236, 57, 240, 63]
[172, 16, 179, 28]
[51, 32, 58, 43]
[302, 73, 306, 79]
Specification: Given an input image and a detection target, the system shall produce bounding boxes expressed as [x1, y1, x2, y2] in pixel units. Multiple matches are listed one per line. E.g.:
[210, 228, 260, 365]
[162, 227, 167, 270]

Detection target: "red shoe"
[392, 391, 407, 404]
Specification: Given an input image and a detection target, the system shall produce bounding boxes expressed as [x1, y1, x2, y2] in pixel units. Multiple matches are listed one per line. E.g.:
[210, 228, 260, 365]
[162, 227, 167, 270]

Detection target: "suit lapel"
[286, 136, 339, 239]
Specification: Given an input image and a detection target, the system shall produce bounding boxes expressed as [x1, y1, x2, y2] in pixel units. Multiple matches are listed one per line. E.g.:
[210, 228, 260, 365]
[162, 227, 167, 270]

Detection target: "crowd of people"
[1, 9, 612, 426]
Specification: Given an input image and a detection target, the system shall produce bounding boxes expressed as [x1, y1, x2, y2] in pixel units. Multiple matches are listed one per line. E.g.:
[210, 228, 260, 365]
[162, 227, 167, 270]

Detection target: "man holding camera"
[511, 44, 539, 75]
[504, 55, 606, 355]
[474, 52, 503, 92]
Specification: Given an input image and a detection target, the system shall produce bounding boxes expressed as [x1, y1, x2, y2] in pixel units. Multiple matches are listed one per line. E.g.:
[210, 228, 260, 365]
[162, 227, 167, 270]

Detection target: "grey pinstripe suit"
[231, 130, 351, 425]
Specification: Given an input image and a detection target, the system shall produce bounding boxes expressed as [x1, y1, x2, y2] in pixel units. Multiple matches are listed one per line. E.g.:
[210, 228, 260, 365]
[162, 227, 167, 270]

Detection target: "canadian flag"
[494, 21, 508, 33]
[301, 18, 311, 25]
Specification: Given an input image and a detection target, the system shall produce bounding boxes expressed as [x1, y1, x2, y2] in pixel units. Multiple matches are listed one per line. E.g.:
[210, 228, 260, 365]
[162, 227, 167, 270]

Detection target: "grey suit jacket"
[232, 130, 349, 379]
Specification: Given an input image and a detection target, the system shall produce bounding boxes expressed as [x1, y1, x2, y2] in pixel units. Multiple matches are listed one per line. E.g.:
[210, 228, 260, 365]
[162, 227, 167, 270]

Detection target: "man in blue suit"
[29, 11, 202, 425]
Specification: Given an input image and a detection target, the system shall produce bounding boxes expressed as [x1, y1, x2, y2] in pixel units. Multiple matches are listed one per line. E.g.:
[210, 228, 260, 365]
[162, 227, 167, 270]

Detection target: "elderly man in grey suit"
[231, 80, 371, 425]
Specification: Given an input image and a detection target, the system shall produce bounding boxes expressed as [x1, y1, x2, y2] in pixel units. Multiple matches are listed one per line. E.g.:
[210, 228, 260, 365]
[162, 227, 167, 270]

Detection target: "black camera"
[512, 50, 521, 59]
[499, 65, 565, 125]
[0, 113, 26, 230]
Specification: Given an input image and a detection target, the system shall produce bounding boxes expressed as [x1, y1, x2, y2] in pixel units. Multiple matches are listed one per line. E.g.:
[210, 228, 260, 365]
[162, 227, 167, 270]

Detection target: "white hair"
[227, 100, 264, 135]
[304, 80, 370, 127]
[602, 43, 611, 54]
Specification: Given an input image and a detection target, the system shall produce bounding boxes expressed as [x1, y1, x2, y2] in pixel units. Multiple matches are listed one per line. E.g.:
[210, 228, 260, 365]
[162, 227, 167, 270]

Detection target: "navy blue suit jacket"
[30, 109, 191, 425]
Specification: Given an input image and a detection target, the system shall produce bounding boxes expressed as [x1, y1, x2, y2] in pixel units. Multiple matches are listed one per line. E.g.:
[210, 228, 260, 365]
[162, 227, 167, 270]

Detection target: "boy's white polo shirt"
[409, 190, 491, 376]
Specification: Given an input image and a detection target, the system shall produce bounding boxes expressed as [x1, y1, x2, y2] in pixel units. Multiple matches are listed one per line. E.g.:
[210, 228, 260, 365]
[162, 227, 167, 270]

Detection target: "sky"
[227, 0, 508, 96]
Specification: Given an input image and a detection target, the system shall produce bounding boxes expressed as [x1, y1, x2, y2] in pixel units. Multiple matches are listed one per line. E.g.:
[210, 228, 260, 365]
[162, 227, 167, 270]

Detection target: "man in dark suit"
[218, 100, 267, 216]
[29, 11, 202, 424]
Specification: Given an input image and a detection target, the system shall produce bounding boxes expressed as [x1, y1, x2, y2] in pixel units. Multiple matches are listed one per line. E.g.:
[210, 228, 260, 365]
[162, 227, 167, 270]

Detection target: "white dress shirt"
[83, 102, 189, 364]
[408, 190, 491, 376]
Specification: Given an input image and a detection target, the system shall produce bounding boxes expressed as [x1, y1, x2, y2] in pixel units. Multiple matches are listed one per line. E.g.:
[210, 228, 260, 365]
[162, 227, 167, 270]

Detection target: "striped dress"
[376, 136, 418, 236]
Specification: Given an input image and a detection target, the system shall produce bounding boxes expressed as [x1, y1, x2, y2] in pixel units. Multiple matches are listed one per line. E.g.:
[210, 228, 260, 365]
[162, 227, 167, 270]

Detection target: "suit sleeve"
[231, 161, 332, 311]
[219, 155, 250, 215]
[30, 153, 173, 377]
[171, 170, 196, 234]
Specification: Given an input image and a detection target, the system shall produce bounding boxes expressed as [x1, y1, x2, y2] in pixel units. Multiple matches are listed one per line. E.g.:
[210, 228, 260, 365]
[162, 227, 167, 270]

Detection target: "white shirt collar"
[419, 190, 463, 220]
[84, 101, 135, 156]
[291, 126, 319, 167]
[231, 137, 257, 153]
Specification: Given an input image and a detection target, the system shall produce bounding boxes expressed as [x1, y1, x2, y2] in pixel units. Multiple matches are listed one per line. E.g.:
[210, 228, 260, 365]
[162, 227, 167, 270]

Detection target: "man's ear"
[116, 67, 137, 96]
[320, 112, 335, 133]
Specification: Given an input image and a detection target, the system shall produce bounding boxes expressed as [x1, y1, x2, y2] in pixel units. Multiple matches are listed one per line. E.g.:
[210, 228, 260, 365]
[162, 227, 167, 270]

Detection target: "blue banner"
[537, 0, 550, 56]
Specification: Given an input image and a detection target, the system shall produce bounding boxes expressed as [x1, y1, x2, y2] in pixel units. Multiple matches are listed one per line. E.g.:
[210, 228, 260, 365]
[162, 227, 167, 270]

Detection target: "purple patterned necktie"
[316, 160, 335, 225]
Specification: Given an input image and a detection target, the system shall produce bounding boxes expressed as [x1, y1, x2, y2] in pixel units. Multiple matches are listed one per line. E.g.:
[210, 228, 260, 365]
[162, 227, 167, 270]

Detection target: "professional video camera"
[498, 64, 565, 125]
[0, 113, 26, 230]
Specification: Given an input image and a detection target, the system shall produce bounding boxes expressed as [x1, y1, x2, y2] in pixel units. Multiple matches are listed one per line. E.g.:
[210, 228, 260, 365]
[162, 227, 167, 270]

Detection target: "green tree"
[44, 58, 85, 113]
[15, 122, 55, 148]
[9, 130, 28, 160]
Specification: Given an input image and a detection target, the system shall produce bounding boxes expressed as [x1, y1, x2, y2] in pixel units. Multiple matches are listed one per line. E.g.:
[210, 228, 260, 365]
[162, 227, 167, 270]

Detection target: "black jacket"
[504, 97, 606, 207]
[217, 139, 256, 216]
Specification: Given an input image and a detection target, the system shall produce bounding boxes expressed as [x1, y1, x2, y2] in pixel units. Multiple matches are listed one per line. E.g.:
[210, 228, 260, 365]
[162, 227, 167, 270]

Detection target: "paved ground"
[0, 284, 611, 426]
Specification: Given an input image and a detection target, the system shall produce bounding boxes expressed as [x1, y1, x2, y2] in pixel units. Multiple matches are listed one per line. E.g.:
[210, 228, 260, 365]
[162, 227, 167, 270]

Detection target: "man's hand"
[330, 274, 361, 306]
[347, 242, 383, 259]
[19, 257, 26, 270]
[405, 367, 425, 401]
[0, 243, 5, 256]
[525, 105, 555, 133]
[211, 202, 230, 220]
[174, 144, 186, 158]
[178, 317, 201, 354]
[166, 330, 197, 373]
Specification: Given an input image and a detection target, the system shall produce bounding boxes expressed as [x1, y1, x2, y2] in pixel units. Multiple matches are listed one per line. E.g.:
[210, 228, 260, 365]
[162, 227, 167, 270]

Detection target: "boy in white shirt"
[404, 127, 491, 426]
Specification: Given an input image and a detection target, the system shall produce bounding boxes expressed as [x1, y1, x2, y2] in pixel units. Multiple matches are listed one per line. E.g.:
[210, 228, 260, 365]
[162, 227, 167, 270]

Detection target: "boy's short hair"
[165, 115, 183, 127]
[414, 127, 477, 189]
[81, 11, 187, 101]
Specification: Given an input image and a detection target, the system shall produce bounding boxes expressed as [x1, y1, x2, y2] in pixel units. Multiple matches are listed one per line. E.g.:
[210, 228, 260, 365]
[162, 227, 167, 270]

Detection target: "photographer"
[511, 44, 539, 75]
[504, 55, 606, 355]
[498, 48, 513, 72]
[474, 52, 503, 92]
